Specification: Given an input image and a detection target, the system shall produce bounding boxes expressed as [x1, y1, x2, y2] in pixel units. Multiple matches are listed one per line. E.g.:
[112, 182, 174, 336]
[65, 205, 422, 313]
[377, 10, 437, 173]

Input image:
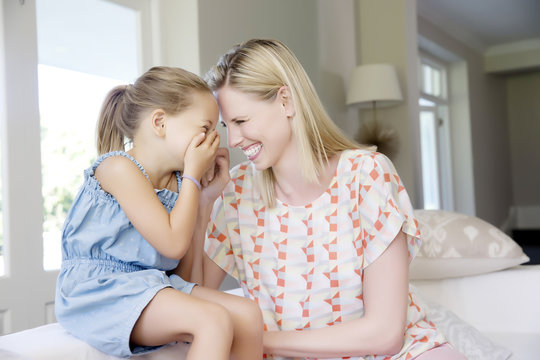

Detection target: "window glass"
[432, 67, 441, 97]
[420, 110, 440, 209]
[421, 61, 445, 99]
[422, 64, 432, 95]
[36, 0, 139, 270]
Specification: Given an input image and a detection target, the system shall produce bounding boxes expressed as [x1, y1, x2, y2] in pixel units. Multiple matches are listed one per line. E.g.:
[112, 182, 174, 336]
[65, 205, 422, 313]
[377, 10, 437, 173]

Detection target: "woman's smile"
[242, 142, 262, 161]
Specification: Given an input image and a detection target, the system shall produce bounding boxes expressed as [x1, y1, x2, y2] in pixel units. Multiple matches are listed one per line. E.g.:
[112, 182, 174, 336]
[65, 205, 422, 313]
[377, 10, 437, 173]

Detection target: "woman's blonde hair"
[96, 66, 211, 155]
[205, 39, 365, 207]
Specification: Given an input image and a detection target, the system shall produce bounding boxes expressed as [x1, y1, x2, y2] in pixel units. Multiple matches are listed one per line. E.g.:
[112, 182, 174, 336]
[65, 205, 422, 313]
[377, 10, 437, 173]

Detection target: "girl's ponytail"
[96, 85, 128, 155]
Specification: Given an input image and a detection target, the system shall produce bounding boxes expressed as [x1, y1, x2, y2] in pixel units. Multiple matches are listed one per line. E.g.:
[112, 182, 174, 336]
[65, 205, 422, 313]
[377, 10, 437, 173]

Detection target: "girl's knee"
[198, 302, 234, 336]
[236, 297, 264, 332]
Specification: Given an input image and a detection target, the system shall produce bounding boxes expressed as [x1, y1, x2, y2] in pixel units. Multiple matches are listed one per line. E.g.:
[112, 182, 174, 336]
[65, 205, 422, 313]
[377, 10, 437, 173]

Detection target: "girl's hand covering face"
[200, 147, 230, 208]
[183, 130, 220, 181]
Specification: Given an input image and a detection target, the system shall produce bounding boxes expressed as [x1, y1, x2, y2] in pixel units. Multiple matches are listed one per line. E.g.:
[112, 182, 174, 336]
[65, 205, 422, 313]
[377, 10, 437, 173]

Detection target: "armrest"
[411, 265, 540, 334]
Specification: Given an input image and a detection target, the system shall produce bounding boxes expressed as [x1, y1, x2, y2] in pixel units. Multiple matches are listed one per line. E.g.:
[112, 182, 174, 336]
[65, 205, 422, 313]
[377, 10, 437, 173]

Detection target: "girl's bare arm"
[95, 132, 219, 260]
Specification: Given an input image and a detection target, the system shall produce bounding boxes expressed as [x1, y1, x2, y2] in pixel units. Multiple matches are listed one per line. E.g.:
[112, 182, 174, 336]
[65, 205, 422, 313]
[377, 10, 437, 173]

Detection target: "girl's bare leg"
[131, 287, 233, 360]
[191, 286, 264, 360]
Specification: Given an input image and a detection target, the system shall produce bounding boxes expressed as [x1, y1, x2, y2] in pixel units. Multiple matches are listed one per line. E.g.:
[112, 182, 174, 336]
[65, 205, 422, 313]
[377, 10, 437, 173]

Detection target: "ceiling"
[417, 0, 540, 53]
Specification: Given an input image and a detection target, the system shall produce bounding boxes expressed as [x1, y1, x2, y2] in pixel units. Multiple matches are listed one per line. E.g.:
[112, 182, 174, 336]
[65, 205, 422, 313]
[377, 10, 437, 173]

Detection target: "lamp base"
[355, 118, 399, 159]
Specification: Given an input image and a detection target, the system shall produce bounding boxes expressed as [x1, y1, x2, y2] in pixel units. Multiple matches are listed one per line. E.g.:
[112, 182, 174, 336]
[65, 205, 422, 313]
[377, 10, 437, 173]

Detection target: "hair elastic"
[181, 175, 201, 191]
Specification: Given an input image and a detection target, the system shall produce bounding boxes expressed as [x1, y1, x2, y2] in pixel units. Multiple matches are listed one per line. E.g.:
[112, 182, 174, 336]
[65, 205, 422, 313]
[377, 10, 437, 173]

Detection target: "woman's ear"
[151, 109, 166, 136]
[277, 86, 296, 118]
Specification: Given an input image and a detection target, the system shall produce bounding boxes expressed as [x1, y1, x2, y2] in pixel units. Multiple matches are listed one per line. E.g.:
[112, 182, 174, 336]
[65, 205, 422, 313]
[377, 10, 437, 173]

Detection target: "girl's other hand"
[183, 130, 220, 180]
[200, 147, 230, 209]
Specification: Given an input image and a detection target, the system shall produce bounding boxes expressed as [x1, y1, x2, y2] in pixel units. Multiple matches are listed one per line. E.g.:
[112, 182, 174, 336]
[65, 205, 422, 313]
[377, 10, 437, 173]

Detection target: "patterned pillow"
[410, 209, 529, 279]
[412, 286, 512, 360]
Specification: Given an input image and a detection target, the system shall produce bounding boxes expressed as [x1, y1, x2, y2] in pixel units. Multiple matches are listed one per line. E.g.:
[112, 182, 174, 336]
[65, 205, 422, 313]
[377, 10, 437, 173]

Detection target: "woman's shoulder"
[223, 160, 259, 200]
[340, 148, 393, 171]
[228, 160, 256, 183]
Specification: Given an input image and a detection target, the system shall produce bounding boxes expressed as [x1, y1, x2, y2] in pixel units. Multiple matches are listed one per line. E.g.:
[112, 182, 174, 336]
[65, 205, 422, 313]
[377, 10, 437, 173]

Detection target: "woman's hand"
[200, 147, 230, 209]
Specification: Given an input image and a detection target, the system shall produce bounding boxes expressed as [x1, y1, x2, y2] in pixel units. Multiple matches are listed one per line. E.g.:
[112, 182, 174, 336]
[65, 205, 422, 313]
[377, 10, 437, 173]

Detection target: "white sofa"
[1, 210, 537, 359]
[0, 265, 539, 360]
[413, 265, 540, 360]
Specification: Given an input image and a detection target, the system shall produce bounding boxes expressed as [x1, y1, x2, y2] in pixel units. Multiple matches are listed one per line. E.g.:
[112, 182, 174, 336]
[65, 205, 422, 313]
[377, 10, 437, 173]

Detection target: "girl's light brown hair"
[96, 66, 211, 155]
[205, 39, 365, 207]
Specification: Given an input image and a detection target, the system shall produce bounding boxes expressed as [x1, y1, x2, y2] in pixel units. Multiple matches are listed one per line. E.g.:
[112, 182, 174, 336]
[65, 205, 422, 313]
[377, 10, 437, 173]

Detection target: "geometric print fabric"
[206, 150, 447, 359]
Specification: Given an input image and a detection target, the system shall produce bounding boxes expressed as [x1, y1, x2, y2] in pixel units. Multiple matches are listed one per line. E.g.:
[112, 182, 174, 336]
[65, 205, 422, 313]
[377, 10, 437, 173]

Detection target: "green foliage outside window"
[41, 121, 96, 237]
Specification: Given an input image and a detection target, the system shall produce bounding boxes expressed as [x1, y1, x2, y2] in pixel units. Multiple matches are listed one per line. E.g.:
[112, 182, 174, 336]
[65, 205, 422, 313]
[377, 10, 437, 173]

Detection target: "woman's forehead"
[216, 86, 257, 116]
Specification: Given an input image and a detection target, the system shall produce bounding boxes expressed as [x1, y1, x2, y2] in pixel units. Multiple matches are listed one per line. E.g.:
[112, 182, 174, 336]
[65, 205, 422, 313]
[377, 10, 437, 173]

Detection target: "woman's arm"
[176, 213, 228, 288]
[174, 205, 212, 283]
[264, 231, 409, 358]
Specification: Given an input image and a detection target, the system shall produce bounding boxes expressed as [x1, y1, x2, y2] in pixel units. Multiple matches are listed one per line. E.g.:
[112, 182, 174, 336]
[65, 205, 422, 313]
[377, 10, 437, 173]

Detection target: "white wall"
[152, 0, 200, 74]
[317, 0, 359, 138]
[507, 72, 540, 212]
[447, 61, 476, 216]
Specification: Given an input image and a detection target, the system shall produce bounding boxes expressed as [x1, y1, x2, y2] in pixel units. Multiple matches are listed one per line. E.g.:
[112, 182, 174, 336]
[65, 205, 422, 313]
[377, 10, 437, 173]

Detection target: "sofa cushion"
[411, 210, 529, 279]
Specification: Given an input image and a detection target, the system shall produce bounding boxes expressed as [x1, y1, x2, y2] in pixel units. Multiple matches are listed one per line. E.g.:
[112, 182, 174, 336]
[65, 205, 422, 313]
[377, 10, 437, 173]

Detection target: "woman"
[190, 39, 465, 360]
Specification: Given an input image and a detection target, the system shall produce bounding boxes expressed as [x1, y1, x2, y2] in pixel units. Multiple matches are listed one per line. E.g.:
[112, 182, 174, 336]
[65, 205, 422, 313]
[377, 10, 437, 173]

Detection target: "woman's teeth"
[243, 143, 262, 158]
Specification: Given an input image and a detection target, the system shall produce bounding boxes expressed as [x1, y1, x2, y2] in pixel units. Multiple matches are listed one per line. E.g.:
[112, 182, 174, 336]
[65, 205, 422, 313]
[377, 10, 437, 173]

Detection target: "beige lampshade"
[346, 64, 403, 107]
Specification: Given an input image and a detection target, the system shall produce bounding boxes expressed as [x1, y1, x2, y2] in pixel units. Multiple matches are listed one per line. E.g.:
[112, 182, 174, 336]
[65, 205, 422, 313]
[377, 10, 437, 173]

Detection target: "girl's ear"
[277, 86, 296, 118]
[151, 109, 166, 136]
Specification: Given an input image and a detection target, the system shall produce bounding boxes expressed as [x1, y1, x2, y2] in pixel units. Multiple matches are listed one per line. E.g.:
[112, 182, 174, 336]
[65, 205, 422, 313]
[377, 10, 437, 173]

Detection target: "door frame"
[0, 0, 53, 334]
[0, 0, 156, 334]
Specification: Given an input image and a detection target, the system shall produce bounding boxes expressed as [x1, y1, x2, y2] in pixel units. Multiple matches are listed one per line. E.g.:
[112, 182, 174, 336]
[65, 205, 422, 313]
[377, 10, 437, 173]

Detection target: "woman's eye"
[220, 122, 227, 128]
[202, 126, 209, 133]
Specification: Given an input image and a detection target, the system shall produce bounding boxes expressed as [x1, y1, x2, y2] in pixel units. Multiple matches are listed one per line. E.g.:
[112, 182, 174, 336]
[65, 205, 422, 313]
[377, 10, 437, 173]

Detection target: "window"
[39, 66, 130, 270]
[419, 55, 453, 210]
[36, 0, 140, 270]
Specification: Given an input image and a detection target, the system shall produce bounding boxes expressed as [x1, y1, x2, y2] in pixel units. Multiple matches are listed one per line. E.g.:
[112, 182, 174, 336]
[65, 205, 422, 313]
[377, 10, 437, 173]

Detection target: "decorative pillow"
[412, 287, 512, 360]
[410, 209, 529, 279]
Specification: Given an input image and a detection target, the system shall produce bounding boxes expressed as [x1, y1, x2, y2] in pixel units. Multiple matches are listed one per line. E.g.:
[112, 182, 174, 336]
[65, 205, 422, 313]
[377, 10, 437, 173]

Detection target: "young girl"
[55, 66, 263, 359]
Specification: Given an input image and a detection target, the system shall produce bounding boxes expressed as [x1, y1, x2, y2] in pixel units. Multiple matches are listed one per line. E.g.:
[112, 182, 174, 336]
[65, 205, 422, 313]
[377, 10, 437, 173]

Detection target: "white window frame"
[418, 53, 454, 211]
[0, 0, 155, 334]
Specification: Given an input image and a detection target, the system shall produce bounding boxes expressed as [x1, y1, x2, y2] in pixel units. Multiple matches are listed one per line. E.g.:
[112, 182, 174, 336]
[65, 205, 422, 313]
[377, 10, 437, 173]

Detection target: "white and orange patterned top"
[206, 149, 446, 360]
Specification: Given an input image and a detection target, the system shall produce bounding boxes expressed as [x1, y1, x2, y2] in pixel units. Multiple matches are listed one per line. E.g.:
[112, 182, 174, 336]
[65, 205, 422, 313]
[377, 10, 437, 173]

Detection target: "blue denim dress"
[55, 151, 196, 357]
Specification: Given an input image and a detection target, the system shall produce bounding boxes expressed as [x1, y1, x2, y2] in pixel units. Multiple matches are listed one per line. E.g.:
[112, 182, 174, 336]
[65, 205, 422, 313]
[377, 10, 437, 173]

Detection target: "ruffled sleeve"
[204, 191, 239, 280]
[356, 152, 421, 268]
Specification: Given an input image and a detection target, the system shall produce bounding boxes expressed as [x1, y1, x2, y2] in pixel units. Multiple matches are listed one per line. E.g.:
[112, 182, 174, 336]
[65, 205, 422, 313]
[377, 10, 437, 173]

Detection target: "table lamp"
[346, 63, 403, 158]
